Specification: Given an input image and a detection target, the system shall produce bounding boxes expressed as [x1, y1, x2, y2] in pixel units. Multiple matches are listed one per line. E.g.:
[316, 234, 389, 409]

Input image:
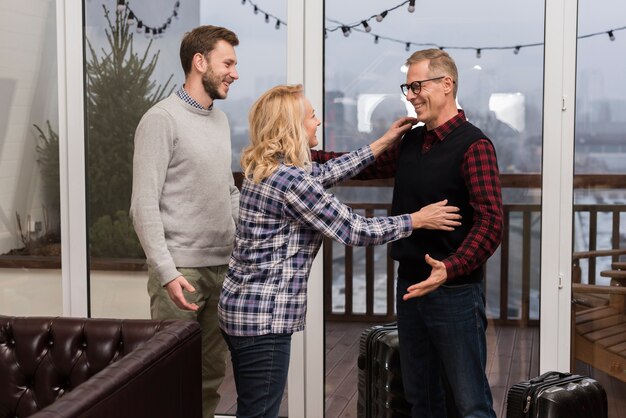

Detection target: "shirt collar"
[176, 85, 213, 111]
[425, 109, 467, 142]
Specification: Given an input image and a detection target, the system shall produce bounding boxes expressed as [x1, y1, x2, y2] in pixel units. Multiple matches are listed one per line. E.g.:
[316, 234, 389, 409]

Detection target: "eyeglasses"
[400, 76, 446, 96]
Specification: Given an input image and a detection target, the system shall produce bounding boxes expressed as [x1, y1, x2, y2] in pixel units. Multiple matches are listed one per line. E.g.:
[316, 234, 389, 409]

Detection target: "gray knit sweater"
[130, 94, 239, 286]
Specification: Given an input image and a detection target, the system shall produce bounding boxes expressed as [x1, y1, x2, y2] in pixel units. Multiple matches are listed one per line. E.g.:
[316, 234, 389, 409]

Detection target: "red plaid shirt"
[311, 110, 503, 281]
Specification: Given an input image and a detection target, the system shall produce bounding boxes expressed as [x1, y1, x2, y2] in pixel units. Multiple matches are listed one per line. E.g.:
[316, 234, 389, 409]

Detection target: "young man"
[130, 25, 239, 417]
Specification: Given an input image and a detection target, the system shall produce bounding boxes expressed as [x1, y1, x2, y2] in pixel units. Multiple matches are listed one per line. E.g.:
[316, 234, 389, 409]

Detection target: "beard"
[202, 67, 227, 100]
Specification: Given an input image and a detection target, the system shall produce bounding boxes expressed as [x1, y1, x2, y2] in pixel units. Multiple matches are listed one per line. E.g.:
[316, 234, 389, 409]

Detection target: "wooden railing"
[313, 174, 626, 326]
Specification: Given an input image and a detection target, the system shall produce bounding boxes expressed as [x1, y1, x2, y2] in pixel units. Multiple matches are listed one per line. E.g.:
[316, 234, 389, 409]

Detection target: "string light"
[240, 0, 286, 30]
[235, 0, 625, 55]
[322, 0, 626, 56]
[117, 0, 180, 39]
[405, 42, 411, 51]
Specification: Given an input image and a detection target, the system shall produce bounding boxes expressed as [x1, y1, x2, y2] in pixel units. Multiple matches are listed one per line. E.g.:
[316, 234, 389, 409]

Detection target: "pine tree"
[86, 5, 174, 257]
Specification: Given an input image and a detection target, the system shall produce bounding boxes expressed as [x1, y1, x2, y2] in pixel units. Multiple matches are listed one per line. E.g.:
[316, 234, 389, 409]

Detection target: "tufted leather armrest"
[0, 316, 202, 418]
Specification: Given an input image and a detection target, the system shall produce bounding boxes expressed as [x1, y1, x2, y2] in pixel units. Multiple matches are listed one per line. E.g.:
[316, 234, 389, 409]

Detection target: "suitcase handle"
[529, 371, 572, 384]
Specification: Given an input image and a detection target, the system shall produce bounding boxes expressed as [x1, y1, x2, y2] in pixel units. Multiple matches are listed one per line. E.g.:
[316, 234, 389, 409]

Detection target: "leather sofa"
[0, 316, 202, 418]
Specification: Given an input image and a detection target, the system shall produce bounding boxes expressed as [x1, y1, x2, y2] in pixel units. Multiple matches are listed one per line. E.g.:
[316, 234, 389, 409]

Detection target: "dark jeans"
[222, 332, 291, 418]
[396, 278, 496, 418]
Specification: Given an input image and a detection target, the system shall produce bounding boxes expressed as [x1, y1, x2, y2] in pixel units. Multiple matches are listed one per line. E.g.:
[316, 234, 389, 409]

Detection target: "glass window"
[84, 0, 287, 415]
[0, 1, 63, 316]
[324, 0, 544, 415]
[571, 0, 626, 404]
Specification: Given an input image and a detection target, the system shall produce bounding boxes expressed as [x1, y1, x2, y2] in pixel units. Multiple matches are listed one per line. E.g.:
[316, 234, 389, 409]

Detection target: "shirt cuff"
[398, 214, 413, 238]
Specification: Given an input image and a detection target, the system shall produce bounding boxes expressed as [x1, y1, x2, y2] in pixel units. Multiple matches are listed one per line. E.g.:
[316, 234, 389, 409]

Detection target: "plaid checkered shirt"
[218, 146, 413, 336]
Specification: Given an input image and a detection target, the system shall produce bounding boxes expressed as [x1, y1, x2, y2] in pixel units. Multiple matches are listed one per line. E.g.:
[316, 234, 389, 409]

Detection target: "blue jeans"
[222, 332, 291, 418]
[396, 278, 496, 418]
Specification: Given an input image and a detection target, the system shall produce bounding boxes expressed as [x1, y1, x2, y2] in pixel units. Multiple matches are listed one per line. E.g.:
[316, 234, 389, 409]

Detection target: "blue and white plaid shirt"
[218, 146, 412, 336]
[176, 85, 213, 110]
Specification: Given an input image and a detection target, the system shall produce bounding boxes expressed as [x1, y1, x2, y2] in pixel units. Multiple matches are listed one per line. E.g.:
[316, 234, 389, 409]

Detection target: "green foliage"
[85, 5, 174, 257]
[34, 121, 60, 227]
[89, 211, 145, 258]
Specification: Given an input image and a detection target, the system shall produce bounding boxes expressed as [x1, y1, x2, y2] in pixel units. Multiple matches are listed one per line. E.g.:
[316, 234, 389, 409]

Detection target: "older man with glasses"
[392, 48, 502, 418]
[312, 48, 502, 418]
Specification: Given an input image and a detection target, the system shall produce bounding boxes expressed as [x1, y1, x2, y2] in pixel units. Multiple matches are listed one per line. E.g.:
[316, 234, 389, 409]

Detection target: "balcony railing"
[294, 173, 624, 326]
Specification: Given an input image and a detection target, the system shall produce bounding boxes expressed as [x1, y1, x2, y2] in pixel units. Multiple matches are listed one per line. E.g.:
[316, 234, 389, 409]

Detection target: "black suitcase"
[357, 323, 411, 418]
[506, 371, 607, 418]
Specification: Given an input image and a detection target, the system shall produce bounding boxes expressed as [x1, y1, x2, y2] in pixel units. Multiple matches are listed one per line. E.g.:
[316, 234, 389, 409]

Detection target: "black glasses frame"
[400, 76, 446, 96]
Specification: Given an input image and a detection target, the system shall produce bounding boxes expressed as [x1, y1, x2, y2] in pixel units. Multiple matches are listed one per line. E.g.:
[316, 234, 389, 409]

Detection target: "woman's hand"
[410, 199, 461, 230]
[370, 116, 418, 157]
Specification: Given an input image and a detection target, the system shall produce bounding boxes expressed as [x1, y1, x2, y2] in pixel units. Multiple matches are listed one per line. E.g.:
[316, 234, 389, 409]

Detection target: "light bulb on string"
[275, 19, 281, 30]
[514, 46, 520, 55]
[127, 11, 135, 25]
[362, 21, 371, 32]
[376, 11, 388, 22]
[254, 6, 258, 14]
[476, 49, 481, 59]
[374, 35, 379, 44]
[117, 0, 126, 13]
[405, 42, 411, 52]
[341, 26, 351, 37]
[136, 20, 143, 33]
[608, 30, 615, 41]
[408, 0, 416, 13]
[265, 13, 270, 23]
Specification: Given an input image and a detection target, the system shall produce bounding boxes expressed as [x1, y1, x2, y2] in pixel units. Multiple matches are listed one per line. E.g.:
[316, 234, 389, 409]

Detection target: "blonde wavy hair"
[241, 84, 312, 183]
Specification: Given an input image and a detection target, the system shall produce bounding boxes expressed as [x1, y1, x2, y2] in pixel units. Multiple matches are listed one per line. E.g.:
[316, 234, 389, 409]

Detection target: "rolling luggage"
[357, 323, 410, 418]
[506, 371, 607, 418]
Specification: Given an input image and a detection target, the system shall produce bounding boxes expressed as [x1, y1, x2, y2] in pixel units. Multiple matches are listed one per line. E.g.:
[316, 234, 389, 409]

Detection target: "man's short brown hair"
[180, 25, 239, 75]
[406, 49, 458, 98]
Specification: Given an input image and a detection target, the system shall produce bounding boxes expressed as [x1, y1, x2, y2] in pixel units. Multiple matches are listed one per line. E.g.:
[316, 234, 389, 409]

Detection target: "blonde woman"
[217, 84, 461, 418]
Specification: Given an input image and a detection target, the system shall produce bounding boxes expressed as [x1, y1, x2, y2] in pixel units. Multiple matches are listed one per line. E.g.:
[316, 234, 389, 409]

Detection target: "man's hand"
[165, 275, 199, 311]
[403, 254, 447, 300]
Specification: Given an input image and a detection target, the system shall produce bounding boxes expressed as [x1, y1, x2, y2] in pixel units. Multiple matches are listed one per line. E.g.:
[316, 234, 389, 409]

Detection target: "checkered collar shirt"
[176, 85, 213, 110]
[218, 146, 412, 336]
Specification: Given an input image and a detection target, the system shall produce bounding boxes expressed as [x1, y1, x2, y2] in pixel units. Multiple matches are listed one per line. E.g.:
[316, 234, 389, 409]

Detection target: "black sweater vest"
[390, 121, 491, 285]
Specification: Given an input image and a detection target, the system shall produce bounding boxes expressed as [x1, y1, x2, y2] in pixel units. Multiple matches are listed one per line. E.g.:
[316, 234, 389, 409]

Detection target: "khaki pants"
[148, 265, 228, 418]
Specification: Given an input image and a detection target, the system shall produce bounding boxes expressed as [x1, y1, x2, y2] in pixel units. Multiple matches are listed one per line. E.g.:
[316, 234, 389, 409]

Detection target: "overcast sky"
[85, 0, 625, 99]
